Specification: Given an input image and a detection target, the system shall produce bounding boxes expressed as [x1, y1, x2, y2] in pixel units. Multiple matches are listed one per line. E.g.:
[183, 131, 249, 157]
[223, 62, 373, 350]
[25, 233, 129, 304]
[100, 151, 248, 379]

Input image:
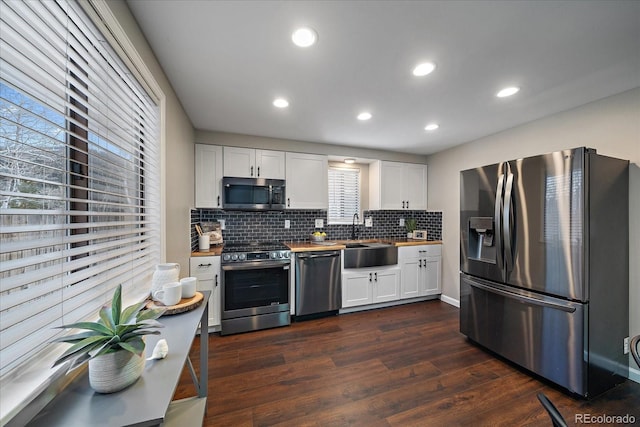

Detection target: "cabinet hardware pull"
[402, 201, 405, 209]
[374, 272, 378, 281]
[217, 195, 220, 206]
[369, 273, 372, 282]
[257, 166, 260, 177]
[287, 198, 290, 207]
[215, 274, 218, 287]
[407, 200, 409, 209]
[419, 260, 422, 268]
[250, 166, 254, 176]
[198, 263, 212, 267]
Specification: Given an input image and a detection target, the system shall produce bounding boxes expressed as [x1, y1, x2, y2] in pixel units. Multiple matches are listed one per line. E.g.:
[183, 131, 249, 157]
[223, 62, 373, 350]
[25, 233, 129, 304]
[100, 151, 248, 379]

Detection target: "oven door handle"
[222, 261, 290, 271]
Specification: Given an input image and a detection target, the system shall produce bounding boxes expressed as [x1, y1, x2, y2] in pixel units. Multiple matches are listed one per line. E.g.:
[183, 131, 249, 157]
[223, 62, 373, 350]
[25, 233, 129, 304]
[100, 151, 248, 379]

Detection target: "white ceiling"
[126, 0, 640, 155]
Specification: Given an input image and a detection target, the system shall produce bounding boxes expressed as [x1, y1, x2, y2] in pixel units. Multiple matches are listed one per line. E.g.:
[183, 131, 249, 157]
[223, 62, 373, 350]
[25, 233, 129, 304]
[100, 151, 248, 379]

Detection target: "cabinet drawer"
[417, 245, 441, 257]
[190, 258, 217, 281]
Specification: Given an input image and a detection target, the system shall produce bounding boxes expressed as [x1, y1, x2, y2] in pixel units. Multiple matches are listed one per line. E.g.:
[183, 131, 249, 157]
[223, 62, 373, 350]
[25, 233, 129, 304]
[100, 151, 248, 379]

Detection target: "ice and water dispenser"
[468, 217, 496, 263]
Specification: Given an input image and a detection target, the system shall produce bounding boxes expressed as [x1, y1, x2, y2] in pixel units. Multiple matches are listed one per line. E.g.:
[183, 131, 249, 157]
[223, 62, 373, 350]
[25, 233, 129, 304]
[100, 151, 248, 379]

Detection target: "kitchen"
[1, 0, 639, 425]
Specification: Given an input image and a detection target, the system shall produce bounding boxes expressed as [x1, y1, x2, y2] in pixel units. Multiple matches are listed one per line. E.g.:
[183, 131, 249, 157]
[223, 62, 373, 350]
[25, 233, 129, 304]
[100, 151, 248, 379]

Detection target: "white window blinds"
[328, 167, 361, 224]
[0, 0, 161, 379]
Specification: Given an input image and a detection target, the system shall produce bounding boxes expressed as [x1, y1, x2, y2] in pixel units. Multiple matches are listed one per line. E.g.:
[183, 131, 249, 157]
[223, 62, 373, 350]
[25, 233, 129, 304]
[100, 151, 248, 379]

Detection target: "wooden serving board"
[146, 291, 204, 316]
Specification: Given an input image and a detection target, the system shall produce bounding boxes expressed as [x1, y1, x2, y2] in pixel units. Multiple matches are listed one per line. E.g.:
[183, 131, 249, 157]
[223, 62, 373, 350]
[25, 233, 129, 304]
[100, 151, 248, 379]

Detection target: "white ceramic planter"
[88, 349, 145, 393]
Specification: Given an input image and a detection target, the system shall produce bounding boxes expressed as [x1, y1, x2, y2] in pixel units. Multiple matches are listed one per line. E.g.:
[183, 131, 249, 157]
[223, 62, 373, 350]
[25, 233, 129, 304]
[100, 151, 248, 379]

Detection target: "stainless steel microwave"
[222, 177, 286, 210]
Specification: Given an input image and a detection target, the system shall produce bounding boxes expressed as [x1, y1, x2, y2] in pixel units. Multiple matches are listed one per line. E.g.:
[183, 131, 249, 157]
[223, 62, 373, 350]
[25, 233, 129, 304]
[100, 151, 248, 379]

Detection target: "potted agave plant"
[52, 284, 166, 393]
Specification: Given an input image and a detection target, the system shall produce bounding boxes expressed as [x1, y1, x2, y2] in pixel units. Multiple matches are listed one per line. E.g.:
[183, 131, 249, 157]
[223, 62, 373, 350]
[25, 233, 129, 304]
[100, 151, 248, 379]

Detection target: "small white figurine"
[147, 338, 169, 360]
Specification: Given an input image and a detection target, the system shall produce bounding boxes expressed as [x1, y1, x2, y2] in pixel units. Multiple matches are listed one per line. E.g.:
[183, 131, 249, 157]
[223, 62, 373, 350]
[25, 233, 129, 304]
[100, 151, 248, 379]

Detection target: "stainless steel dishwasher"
[295, 250, 342, 318]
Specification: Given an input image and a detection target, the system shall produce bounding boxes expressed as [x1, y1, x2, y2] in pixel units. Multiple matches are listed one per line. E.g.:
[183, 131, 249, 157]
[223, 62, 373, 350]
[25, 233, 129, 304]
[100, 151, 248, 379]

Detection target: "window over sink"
[328, 166, 361, 224]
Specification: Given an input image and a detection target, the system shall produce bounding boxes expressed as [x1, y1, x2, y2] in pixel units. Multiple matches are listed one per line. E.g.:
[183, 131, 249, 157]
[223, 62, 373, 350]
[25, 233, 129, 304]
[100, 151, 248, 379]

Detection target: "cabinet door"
[342, 272, 372, 307]
[223, 147, 255, 177]
[256, 149, 285, 179]
[372, 269, 400, 302]
[405, 164, 427, 210]
[285, 152, 328, 209]
[400, 258, 420, 299]
[190, 256, 221, 328]
[380, 161, 405, 209]
[195, 144, 223, 208]
[421, 257, 441, 296]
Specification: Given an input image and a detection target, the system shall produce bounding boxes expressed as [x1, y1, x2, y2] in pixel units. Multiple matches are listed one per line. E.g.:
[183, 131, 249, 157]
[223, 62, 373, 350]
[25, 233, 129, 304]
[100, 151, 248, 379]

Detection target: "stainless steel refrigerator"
[459, 147, 629, 397]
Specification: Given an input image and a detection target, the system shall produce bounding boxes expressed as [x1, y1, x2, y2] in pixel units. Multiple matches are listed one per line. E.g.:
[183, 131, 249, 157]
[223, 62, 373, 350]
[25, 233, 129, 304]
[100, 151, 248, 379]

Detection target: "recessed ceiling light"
[344, 158, 356, 164]
[357, 112, 372, 121]
[273, 98, 289, 108]
[496, 86, 520, 98]
[424, 123, 439, 131]
[292, 27, 318, 47]
[412, 62, 436, 77]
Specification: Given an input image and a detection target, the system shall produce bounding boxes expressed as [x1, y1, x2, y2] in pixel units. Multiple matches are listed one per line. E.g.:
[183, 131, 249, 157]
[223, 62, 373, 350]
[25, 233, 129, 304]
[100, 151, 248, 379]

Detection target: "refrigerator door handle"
[468, 279, 577, 313]
[503, 168, 515, 272]
[494, 172, 505, 274]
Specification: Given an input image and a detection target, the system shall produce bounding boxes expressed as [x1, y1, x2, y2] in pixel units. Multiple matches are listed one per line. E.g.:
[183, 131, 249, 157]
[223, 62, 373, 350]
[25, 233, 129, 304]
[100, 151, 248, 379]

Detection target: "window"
[0, 0, 160, 399]
[328, 166, 361, 224]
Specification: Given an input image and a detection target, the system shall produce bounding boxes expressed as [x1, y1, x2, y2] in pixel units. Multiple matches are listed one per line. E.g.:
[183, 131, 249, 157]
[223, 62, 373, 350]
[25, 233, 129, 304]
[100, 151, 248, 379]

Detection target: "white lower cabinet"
[342, 266, 400, 308]
[189, 256, 221, 329]
[399, 244, 442, 298]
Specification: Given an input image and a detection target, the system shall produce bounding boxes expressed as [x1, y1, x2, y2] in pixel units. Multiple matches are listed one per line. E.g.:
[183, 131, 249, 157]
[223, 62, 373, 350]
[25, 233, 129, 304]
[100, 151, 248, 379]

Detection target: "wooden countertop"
[190, 239, 443, 255]
[191, 245, 223, 257]
[285, 239, 442, 253]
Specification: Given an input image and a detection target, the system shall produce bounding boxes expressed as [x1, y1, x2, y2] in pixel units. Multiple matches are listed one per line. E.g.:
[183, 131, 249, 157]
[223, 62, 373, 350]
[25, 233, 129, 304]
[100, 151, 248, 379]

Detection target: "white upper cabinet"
[256, 150, 286, 179]
[195, 144, 223, 208]
[223, 147, 285, 179]
[370, 161, 427, 210]
[285, 152, 328, 209]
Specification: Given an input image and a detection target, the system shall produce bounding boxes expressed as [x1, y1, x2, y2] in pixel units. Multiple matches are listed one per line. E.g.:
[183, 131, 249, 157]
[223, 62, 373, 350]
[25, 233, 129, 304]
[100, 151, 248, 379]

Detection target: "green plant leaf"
[120, 301, 147, 324]
[54, 321, 113, 336]
[87, 335, 121, 359]
[117, 338, 145, 355]
[50, 331, 100, 344]
[99, 305, 115, 331]
[136, 307, 166, 322]
[137, 319, 164, 328]
[52, 336, 110, 367]
[111, 284, 122, 325]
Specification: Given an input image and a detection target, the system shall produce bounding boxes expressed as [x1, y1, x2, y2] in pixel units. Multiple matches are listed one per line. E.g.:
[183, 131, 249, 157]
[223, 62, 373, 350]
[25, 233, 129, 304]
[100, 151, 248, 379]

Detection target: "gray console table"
[28, 291, 210, 427]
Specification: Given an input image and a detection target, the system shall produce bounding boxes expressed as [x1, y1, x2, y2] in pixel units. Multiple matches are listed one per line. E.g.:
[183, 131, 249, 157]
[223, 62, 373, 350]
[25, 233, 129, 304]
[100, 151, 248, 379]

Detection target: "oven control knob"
[277, 252, 283, 258]
[238, 253, 246, 261]
[270, 252, 277, 259]
[223, 254, 230, 262]
[284, 252, 290, 259]
[231, 254, 238, 261]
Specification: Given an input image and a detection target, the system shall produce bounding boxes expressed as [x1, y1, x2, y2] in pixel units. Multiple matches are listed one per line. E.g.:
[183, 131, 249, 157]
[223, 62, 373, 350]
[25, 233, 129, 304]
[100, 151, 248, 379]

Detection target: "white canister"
[198, 234, 210, 251]
[151, 263, 180, 298]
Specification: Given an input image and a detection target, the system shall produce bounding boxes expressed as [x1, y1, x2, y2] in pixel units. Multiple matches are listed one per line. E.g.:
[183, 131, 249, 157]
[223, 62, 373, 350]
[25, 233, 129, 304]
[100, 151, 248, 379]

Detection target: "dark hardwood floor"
[175, 301, 640, 426]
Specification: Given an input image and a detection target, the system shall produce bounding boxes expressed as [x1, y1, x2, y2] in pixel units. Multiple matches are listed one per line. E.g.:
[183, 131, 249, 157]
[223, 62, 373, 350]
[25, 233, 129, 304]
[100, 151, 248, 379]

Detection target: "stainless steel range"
[220, 241, 291, 335]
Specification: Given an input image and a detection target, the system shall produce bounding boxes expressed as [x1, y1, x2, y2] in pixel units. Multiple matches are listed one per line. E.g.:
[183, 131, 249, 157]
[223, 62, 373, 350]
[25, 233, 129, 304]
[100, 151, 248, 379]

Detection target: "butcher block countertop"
[190, 239, 442, 256]
[191, 245, 223, 257]
[285, 239, 442, 253]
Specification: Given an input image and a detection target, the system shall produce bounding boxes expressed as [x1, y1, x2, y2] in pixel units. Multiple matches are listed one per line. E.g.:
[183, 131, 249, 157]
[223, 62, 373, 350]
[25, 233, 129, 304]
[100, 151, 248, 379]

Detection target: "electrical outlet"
[218, 219, 225, 230]
[284, 220, 290, 229]
[315, 218, 324, 228]
[399, 218, 405, 227]
[624, 337, 630, 354]
[365, 217, 373, 227]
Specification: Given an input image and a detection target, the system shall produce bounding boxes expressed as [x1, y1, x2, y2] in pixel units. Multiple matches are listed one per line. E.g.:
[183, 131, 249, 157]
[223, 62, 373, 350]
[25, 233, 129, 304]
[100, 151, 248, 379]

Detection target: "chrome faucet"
[351, 213, 360, 240]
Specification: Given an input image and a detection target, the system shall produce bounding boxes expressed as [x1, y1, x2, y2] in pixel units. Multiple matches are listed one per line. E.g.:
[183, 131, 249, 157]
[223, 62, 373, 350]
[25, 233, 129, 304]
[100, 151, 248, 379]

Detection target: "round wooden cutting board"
[146, 291, 204, 315]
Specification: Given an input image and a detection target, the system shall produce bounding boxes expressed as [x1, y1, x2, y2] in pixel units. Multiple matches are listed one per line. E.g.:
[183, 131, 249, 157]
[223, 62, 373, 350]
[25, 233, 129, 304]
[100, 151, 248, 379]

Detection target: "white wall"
[426, 88, 640, 375]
